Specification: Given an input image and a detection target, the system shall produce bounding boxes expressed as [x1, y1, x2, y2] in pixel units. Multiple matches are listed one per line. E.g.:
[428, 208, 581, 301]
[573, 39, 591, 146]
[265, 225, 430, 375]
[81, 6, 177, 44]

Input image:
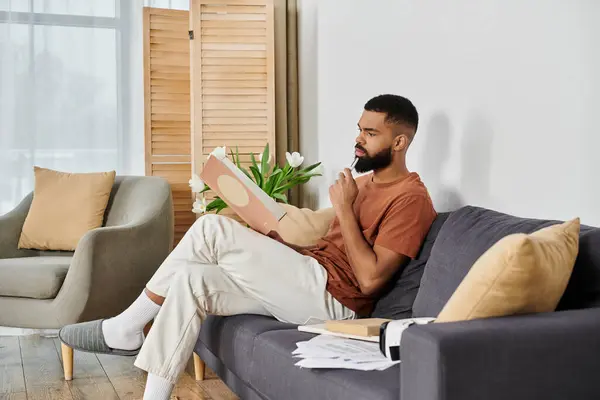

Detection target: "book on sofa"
[200, 153, 287, 235]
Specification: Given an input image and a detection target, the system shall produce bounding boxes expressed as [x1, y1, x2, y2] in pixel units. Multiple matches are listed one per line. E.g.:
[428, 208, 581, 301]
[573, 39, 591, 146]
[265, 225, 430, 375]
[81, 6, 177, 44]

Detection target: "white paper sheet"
[292, 334, 399, 371]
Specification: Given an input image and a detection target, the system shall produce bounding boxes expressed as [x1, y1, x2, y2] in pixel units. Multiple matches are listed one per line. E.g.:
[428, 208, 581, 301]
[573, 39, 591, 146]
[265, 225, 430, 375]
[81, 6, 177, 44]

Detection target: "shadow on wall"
[459, 112, 494, 208]
[419, 112, 464, 211]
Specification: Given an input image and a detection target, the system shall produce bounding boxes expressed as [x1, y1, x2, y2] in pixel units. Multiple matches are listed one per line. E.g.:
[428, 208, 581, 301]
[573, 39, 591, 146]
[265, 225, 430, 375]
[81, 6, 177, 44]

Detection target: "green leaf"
[250, 152, 259, 170]
[261, 143, 270, 176]
[249, 165, 263, 188]
[273, 192, 288, 203]
[296, 162, 321, 175]
[265, 169, 283, 195]
[235, 146, 242, 168]
[206, 198, 227, 213]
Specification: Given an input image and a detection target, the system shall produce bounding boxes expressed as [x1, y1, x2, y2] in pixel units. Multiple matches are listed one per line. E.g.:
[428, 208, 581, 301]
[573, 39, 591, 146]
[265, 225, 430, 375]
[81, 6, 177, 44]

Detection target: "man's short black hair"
[364, 94, 419, 134]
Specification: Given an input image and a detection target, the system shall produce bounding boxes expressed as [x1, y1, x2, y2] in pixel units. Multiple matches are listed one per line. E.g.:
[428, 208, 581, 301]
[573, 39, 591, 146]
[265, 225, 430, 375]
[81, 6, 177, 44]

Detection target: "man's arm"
[329, 169, 409, 296]
[337, 207, 408, 295]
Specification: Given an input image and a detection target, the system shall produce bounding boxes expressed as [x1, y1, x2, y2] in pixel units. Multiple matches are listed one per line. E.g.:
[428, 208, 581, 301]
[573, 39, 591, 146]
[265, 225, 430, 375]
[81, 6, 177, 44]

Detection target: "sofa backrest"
[412, 206, 600, 318]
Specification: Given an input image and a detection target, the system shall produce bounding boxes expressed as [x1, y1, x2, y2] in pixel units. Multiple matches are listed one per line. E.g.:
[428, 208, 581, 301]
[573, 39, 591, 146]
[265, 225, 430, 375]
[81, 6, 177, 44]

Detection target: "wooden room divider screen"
[144, 1, 281, 244]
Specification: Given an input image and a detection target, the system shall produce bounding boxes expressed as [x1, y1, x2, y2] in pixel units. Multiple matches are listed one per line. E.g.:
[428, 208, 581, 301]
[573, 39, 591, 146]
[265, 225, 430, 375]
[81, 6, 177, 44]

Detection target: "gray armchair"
[0, 175, 174, 329]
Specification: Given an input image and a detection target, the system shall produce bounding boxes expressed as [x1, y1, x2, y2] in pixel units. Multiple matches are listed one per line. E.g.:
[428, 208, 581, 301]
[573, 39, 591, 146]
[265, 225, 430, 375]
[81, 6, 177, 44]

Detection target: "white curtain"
[0, 0, 189, 215]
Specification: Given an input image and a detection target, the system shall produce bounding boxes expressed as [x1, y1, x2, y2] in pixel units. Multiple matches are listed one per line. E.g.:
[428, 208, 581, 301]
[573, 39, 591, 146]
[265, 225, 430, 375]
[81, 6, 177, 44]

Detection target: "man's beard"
[354, 146, 393, 173]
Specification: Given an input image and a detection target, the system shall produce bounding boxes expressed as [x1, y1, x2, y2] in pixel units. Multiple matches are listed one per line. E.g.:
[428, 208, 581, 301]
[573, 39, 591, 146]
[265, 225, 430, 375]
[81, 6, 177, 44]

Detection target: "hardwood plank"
[153, 134, 191, 143]
[0, 337, 26, 394]
[150, 56, 190, 67]
[151, 92, 191, 101]
[151, 128, 190, 135]
[150, 155, 191, 163]
[150, 15, 188, 25]
[96, 354, 146, 400]
[19, 336, 73, 400]
[152, 163, 191, 171]
[0, 392, 27, 400]
[203, 131, 268, 140]
[151, 84, 190, 94]
[51, 338, 119, 400]
[172, 373, 212, 400]
[196, 377, 238, 400]
[203, 102, 266, 109]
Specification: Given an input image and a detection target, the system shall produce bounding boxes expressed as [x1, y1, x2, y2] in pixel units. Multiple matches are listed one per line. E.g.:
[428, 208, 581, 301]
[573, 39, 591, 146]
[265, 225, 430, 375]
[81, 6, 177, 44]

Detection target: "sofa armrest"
[52, 197, 173, 325]
[400, 308, 600, 400]
[0, 194, 38, 259]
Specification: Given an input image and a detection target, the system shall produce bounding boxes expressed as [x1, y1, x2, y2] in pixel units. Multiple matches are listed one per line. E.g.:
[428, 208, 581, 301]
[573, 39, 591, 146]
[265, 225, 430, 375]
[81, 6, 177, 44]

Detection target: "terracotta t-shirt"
[302, 172, 437, 317]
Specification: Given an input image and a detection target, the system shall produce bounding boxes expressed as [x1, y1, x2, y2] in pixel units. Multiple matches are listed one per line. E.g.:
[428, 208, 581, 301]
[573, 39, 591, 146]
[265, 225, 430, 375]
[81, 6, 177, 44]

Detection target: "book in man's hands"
[199, 154, 287, 235]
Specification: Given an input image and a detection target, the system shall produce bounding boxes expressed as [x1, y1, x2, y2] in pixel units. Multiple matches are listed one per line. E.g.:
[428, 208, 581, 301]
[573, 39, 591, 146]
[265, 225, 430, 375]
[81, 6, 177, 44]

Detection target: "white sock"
[102, 291, 161, 351]
[143, 373, 174, 400]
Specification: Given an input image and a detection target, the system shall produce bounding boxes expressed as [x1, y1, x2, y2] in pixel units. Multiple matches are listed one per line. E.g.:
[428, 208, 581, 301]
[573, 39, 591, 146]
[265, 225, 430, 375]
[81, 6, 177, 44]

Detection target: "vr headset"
[379, 318, 435, 361]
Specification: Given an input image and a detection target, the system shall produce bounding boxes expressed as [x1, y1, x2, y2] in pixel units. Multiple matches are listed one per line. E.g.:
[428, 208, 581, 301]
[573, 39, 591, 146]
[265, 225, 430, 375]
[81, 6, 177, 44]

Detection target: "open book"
[200, 154, 287, 235]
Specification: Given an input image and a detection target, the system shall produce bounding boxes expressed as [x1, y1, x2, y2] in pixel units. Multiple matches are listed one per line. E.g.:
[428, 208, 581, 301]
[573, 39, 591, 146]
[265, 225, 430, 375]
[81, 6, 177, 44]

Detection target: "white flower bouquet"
[189, 143, 323, 214]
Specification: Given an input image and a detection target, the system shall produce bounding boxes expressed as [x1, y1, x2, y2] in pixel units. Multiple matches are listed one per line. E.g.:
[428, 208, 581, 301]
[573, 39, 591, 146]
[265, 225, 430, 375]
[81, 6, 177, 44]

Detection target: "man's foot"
[101, 291, 162, 351]
[58, 320, 142, 356]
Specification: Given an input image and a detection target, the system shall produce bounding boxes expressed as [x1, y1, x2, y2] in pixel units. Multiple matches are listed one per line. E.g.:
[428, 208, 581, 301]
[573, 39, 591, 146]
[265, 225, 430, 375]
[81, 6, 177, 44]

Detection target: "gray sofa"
[194, 205, 600, 400]
[0, 175, 174, 329]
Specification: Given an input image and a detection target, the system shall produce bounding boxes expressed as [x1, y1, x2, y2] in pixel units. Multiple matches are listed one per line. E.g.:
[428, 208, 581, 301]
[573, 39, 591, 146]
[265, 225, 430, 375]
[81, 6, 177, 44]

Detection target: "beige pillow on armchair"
[276, 204, 336, 247]
[18, 167, 116, 251]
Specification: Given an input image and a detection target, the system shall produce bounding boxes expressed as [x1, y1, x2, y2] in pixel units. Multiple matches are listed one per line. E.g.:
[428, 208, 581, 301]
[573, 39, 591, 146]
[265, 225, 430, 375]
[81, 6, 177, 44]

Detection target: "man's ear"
[394, 134, 409, 151]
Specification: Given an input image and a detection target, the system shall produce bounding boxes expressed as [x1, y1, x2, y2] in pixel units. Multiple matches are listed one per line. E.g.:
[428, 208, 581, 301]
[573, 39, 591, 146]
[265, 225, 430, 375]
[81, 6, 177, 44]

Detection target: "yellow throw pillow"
[436, 218, 580, 323]
[277, 204, 336, 247]
[18, 167, 116, 251]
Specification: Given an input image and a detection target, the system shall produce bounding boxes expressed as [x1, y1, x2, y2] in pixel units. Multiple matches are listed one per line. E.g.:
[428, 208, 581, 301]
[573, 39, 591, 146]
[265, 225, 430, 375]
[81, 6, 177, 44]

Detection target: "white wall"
[298, 0, 600, 225]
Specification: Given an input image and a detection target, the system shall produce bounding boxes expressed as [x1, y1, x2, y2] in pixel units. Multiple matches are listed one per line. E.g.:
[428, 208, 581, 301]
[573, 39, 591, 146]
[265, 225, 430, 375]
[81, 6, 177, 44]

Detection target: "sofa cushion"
[197, 315, 296, 384]
[371, 212, 450, 319]
[413, 206, 600, 318]
[249, 330, 400, 400]
[0, 256, 71, 299]
[436, 218, 580, 322]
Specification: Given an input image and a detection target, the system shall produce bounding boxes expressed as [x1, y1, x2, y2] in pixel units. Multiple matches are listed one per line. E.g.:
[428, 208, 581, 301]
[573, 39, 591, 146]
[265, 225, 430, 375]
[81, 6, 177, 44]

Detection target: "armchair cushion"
[18, 167, 115, 251]
[0, 256, 71, 299]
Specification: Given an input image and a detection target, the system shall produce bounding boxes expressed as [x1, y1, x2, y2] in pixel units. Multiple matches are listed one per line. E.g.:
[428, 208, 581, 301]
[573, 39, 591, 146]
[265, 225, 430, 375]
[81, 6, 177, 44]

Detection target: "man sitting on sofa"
[59, 94, 437, 400]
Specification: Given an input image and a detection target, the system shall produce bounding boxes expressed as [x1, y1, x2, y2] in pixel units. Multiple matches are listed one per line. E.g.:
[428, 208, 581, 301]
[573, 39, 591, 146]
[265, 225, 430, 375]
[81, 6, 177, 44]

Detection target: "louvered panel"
[189, 0, 275, 228]
[145, 7, 194, 247]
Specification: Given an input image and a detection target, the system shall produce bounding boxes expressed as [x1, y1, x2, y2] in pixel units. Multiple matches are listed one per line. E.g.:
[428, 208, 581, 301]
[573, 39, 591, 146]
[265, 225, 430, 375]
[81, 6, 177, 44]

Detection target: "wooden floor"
[0, 336, 238, 400]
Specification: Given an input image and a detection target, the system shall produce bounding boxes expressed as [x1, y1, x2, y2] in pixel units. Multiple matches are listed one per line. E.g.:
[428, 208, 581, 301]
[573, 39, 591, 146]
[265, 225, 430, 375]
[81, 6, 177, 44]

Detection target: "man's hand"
[329, 168, 359, 215]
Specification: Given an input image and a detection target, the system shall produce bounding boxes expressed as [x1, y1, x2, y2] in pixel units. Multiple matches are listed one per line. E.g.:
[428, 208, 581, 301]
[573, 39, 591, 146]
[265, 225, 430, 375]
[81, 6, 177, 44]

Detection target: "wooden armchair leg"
[61, 343, 74, 381]
[193, 352, 205, 381]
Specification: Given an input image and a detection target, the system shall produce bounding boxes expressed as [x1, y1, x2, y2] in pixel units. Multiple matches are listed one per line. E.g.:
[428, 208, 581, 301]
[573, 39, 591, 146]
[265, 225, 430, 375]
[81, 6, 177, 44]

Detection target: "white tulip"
[188, 174, 205, 193]
[257, 151, 273, 165]
[192, 197, 207, 214]
[210, 146, 227, 160]
[313, 164, 324, 175]
[285, 151, 304, 168]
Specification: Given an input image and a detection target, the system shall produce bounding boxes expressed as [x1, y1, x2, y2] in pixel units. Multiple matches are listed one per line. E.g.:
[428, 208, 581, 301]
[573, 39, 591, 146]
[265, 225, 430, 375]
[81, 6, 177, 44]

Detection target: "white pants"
[133, 214, 354, 383]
